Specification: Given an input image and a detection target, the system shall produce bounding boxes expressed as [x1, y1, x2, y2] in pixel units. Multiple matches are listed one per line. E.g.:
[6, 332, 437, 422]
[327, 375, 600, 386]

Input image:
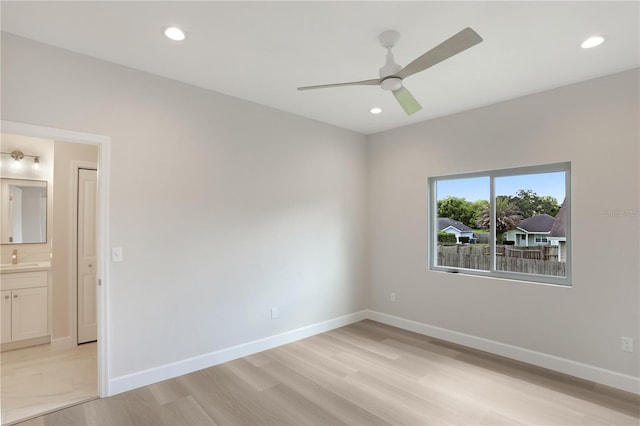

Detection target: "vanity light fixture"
[581, 34, 607, 49]
[164, 26, 186, 41]
[1, 149, 41, 170]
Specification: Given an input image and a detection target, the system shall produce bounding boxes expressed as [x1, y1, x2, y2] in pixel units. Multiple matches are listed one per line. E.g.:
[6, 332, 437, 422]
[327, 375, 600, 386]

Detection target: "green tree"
[469, 199, 489, 226]
[510, 189, 560, 218]
[476, 196, 522, 242]
[437, 197, 476, 228]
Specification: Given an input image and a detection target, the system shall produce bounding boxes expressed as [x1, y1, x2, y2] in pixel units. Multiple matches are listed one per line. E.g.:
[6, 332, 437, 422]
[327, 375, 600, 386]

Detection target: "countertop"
[0, 261, 51, 274]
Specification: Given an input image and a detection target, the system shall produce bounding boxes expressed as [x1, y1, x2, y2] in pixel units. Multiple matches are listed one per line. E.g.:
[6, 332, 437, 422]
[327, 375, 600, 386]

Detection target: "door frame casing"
[1, 120, 110, 398]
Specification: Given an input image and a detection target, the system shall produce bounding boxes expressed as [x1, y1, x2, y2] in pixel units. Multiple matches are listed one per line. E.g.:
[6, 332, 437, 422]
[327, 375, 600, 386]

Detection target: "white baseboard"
[50, 336, 74, 351]
[367, 310, 640, 395]
[108, 310, 368, 396]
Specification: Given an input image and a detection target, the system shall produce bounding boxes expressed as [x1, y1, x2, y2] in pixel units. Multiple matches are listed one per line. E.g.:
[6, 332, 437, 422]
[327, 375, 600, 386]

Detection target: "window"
[429, 163, 570, 286]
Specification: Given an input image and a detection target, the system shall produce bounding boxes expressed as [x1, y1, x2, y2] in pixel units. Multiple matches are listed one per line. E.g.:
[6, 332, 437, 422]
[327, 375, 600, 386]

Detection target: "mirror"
[1, 178, 47, 244]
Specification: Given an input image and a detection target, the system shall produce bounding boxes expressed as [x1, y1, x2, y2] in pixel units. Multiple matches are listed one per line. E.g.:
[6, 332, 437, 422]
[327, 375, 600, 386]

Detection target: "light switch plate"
[111, 247, 123, 262]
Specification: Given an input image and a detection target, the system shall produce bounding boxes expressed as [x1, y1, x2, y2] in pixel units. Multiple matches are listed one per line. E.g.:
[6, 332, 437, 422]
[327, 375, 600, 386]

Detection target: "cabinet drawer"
[1, 271, 48, 290]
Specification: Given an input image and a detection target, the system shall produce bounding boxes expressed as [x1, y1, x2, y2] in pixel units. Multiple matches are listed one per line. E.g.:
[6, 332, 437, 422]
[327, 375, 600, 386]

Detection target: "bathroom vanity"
[1, 262, 50, 350]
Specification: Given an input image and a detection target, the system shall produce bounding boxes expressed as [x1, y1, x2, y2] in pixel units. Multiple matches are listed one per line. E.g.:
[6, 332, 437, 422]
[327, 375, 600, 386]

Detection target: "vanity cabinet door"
[11, 287, 47, 342]
[1, 291, 11, 343]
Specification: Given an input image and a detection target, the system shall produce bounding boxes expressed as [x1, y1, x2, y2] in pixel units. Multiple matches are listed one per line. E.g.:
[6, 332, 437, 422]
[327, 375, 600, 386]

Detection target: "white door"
[11, 287, 48, 341]
[1, 290, 12, 343]
[77, 168, 98, 344]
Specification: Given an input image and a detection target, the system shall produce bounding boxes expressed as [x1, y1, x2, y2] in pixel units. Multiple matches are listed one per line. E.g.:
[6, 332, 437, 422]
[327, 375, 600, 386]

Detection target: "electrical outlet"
[390, 292, 396, 302]
[621, 337, 634, 353]
[271, 307, 278, 319]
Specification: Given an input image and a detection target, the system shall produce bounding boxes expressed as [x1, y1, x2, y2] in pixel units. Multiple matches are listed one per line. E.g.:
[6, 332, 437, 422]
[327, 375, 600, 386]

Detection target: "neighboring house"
[547, 202, 567, 262]
[438, 218, 474, 243]
[503, 214, 556, 246]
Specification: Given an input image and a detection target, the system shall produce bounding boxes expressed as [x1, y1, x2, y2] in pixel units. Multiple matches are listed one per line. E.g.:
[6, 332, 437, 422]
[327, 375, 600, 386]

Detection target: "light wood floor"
[15, 320, 640, 425]
[1, 342, 97, 425]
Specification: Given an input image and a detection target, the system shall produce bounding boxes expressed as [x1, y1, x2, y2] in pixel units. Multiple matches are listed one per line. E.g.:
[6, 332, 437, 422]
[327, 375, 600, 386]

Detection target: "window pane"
[436, 177, 490, 271]
[494, 171, 566, 277]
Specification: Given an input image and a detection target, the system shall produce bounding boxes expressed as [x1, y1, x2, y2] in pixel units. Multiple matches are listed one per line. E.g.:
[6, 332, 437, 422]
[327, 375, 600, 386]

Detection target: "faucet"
[11, 249, 18, 265]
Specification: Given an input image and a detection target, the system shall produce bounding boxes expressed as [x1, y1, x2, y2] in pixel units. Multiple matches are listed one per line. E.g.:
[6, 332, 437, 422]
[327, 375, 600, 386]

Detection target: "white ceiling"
[2, 1, 638, 135]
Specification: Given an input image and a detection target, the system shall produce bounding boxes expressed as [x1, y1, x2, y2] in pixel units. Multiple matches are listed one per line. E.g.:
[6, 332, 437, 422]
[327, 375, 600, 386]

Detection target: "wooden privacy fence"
[437, 244, 565, 277]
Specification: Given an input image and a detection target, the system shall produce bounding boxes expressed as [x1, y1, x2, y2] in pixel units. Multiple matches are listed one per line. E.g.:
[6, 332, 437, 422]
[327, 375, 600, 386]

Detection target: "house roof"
[517, 214, 556, 233]
[438, 218, 474, 232]
[549, 202, 567, 238]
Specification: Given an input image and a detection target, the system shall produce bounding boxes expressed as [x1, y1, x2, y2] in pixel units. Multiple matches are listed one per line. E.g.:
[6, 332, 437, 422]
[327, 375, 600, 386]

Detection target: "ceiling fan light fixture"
[370, 107, 383, 114]
[581, 34, 607, 49]
[380, 77, 402, 91]
[164, 26, 186, 41]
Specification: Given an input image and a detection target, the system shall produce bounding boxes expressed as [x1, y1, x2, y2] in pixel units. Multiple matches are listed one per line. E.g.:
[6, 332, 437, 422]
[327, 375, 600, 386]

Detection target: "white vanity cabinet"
[0, 270, 49, 347]
[1, 290, 12, 343]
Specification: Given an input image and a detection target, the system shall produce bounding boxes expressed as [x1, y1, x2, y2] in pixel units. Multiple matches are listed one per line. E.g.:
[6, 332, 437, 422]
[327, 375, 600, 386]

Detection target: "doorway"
[1, 120, 110, 402]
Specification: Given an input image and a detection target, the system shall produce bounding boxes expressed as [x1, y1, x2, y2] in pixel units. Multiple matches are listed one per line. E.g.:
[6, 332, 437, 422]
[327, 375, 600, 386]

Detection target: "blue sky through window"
[436, 171, 565, 203]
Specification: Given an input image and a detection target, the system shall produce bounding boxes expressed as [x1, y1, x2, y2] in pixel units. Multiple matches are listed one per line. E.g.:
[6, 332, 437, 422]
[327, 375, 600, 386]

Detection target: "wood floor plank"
[40, 403, 87, 426]
[161, 395, 217, 425]
[268, 346, 446, 425]
[224, 358, 279, 392]
[14, 320, 640, 426]
[177, 368, 266, 425]
[147, 378, 191, 406]
[258, 358, 389, 425]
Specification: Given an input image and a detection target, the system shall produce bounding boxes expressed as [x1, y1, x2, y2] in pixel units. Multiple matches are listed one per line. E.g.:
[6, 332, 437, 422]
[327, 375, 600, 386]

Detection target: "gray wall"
[2, 33, 369, 379]
[368, 69, 639, 377]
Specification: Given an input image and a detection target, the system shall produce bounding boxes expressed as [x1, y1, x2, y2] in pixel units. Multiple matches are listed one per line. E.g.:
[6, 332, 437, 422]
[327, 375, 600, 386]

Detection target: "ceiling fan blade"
[397, 27, 482, 80]
[297, 78, 380, 91]
[393, 86, 422, 115]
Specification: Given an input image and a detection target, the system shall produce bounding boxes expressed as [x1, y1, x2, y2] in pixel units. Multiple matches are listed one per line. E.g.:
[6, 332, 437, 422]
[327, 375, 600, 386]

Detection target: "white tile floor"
[1, 342, 97, 425]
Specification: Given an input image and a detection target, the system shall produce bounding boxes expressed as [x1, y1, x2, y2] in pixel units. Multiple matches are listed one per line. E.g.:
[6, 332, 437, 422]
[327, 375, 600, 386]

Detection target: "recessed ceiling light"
[370, 107, 383, 114]
[581, 34, 607, 49]
[164, 27, 186, 41]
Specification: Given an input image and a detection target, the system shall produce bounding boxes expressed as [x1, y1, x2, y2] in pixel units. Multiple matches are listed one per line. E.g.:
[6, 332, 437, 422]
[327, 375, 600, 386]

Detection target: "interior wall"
[1, 33, 369, 379]
[51, 141, 99, 340]
[367, 69, 639, 378]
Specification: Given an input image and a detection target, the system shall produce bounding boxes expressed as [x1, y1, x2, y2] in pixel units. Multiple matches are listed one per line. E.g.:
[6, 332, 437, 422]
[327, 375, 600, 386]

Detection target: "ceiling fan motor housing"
[379, 30, 403, 91]
[379, 49, 402, 91]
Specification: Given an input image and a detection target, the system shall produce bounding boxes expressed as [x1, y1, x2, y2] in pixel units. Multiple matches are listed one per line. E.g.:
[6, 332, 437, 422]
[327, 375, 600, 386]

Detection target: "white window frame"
[428, 162, 571, 286]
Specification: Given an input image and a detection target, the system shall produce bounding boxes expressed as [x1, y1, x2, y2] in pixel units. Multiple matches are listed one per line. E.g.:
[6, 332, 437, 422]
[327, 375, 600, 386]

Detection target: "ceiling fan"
[298, 28, 483, 115]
